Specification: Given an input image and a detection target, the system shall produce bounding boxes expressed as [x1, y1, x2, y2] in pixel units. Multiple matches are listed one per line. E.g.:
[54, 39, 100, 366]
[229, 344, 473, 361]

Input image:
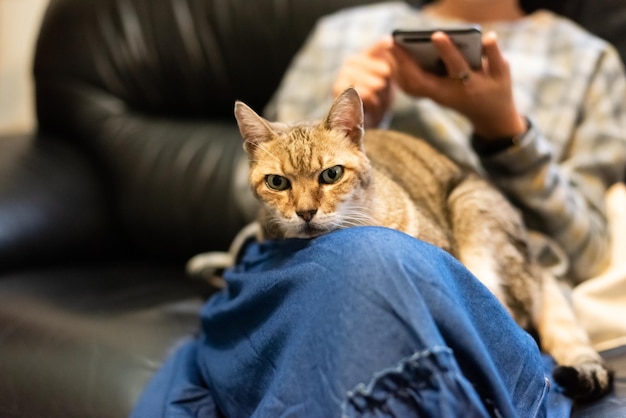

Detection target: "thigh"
[130, 339, 222, 418]
[199, 227, 549, 417]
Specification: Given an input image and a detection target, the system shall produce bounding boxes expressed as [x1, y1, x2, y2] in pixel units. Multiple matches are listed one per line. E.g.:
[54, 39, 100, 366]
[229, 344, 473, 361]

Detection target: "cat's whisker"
[340, 212, 374, 223]
[340, 207, 377, 223]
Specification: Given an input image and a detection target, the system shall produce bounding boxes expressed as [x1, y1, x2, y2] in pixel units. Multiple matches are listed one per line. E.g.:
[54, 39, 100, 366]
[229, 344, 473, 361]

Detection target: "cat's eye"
[265, 174, 291, 191]
[319, 165, 344, 184]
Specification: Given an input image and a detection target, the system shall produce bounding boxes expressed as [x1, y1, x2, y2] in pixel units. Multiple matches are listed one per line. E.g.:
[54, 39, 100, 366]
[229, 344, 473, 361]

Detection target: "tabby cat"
[231, 87, 611, 402]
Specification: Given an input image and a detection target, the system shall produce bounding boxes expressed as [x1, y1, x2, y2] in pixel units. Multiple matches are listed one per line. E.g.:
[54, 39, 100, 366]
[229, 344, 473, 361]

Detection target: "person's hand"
[333, 39, 396, 128]
[390, 31, 527, 139]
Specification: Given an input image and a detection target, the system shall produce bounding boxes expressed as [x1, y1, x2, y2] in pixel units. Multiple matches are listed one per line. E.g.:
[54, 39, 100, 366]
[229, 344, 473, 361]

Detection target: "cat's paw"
[186, 252, 231, 289]
[553, 362, 614, 402]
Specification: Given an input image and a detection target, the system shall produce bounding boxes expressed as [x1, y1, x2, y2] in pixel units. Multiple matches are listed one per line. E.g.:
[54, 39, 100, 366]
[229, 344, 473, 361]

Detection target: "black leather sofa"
[0, 0, 625, 417]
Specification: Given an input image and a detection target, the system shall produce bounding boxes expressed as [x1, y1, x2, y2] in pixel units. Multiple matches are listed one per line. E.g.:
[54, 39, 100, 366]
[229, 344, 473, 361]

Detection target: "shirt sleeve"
[478, 46, 626, 284]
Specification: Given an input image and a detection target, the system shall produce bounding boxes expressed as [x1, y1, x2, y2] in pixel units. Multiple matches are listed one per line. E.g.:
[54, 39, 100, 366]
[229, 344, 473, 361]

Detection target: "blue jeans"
[132, 227, 571, 417]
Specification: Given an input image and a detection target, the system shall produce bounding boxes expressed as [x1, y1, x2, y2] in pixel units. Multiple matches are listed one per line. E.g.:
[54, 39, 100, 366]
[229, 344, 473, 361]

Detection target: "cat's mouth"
[298, 223, 329, 238]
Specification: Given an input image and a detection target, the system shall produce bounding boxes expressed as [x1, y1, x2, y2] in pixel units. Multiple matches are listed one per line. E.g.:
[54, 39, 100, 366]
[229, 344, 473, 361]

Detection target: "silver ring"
[450, 71, 471, 85]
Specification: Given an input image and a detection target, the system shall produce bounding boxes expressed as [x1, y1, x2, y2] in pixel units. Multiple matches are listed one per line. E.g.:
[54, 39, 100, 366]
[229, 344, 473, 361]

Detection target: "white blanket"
[573, 183, 626, 351]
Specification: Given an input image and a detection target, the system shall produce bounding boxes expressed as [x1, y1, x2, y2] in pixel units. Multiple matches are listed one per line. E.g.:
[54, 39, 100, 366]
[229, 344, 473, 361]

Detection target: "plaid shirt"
[265, 2, 626, 284]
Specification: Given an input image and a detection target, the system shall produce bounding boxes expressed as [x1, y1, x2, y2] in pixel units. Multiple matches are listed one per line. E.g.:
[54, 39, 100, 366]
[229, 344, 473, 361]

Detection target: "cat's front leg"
[535, 270, 613, 402]
[186, 221, 262, 288]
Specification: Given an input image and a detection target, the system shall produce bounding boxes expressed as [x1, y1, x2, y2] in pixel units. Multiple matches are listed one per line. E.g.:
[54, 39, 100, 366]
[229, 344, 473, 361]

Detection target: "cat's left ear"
[234, 101, 274, 154]
[323, 88, 365, 147]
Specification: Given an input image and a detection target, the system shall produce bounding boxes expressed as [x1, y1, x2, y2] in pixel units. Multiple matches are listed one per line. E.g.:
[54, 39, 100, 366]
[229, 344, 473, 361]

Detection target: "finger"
[333, 66, 391, 101]
[482, 31, 508, 78]
[333, 48, 394, 96]
[431, 31, 470, 77]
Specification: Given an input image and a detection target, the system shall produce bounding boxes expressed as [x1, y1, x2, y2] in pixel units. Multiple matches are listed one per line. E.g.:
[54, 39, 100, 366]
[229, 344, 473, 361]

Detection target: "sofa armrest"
[0, 134, 116, 271]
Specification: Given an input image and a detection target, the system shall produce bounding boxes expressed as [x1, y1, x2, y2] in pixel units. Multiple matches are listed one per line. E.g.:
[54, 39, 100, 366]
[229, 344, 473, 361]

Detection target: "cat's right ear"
[234, 101, 274, 154]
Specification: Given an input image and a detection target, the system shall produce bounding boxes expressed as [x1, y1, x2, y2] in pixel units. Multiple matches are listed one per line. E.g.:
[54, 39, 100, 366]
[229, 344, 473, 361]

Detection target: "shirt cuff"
[477, 117, 553, 177]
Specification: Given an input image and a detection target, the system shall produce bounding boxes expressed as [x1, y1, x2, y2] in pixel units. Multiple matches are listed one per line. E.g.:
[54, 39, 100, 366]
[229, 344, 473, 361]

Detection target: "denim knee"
[305, 226, 458, 297]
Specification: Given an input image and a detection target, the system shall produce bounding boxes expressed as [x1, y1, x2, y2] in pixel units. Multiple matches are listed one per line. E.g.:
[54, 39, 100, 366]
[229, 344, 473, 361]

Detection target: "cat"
[199, 87, 612, 402]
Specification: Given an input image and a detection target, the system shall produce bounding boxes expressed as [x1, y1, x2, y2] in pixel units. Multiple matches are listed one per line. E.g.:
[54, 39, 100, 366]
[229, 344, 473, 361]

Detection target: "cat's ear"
[323, 88, 364, 146]
[234, 101, 274, 154]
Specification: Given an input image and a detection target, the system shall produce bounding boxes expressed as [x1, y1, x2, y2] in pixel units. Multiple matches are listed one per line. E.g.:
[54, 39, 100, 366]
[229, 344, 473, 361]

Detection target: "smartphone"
[392, 27, 482, 76]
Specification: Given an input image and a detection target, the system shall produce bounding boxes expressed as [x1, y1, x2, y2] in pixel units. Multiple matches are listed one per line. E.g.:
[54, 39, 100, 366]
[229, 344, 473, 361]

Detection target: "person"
[265, 0, 626, 286]
[132, 1, 626, 417]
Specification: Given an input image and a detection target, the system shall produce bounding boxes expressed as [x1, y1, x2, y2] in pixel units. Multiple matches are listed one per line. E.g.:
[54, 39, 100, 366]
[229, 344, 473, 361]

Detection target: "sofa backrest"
[35, 0, 403, 125]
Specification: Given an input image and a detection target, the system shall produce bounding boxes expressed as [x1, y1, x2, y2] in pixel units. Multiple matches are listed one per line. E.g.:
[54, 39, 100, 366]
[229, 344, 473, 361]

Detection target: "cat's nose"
[296, 209, 317, 222]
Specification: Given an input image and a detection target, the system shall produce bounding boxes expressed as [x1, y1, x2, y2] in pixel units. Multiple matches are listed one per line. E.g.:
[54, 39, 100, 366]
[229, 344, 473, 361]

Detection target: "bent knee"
[312, 226, 451, 270]
[313, 226, 427, 259]
[308, 226, 456, 293]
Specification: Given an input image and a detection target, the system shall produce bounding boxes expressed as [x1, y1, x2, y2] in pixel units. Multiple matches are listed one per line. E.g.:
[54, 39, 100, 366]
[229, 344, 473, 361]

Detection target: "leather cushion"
[0, 262, 212, 418]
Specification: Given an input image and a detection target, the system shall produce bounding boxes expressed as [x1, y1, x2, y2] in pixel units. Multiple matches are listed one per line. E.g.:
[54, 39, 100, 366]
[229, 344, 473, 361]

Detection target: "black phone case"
[393, 27, 482, 75]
